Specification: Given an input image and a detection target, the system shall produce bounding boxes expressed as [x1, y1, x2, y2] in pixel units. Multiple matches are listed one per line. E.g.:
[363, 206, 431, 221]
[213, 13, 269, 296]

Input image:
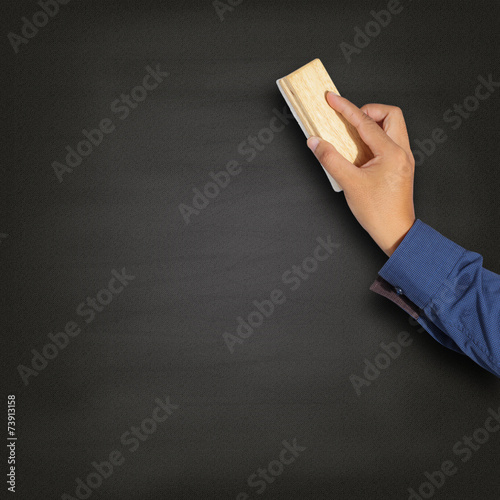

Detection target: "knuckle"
[358, 112, 375, 128]
[392, 107, 407, 125]
[318, 148, 337, 167]
[344, 108, 356, 121]
[393, 147, 411, 168]
[408, 151, 416, 168]
[360, 111, 373, 123]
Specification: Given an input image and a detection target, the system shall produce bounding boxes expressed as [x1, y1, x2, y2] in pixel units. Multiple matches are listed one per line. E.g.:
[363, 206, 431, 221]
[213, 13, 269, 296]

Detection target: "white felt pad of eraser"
[276, 79, 342, 193]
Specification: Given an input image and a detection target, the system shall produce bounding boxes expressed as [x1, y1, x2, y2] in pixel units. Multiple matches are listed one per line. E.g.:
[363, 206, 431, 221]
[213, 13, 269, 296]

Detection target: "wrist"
[377, 218, 416, 257]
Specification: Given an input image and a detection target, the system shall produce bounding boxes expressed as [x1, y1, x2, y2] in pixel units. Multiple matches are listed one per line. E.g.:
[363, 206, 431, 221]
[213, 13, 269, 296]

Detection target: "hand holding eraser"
[276, 58, 373, 192]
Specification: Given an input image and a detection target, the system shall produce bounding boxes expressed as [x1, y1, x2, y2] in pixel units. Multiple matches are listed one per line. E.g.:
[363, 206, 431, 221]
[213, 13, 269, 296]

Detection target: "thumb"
[307, 136, 359, 191]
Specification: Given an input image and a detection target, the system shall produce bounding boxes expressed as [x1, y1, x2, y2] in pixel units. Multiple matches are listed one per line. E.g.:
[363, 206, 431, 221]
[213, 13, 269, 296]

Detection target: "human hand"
[307, 93, 416, 257]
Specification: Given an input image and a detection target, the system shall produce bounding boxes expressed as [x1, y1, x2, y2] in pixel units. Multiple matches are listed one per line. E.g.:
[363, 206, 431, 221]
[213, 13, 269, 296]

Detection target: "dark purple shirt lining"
[370, 276, 420, 320]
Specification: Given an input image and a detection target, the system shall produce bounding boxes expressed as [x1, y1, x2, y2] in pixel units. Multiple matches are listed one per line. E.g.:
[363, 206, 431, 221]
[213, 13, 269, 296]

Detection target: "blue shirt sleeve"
[377, 219, 500, 377]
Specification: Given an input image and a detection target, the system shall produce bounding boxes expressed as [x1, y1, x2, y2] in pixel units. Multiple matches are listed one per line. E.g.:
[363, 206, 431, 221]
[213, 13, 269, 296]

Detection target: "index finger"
[360, 103, 412, 158]
[326, 92, 398, 156]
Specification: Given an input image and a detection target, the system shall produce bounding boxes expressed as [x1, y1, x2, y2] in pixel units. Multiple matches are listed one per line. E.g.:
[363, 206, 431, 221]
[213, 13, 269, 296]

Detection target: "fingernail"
[327, 90, 340, 97]
[307, 136, 320, 152]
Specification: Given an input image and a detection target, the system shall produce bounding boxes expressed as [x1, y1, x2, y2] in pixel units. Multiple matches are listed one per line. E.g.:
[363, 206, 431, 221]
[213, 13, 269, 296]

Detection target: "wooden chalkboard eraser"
[277, 58, 373, 192]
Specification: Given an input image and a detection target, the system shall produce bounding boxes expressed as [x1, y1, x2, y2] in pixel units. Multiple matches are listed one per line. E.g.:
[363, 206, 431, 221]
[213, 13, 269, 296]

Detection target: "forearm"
[374, 220, 500, 377]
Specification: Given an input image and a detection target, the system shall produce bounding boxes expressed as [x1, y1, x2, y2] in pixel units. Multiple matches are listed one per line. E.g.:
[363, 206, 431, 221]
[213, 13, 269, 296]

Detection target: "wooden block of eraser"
[277, 58, 373, 192]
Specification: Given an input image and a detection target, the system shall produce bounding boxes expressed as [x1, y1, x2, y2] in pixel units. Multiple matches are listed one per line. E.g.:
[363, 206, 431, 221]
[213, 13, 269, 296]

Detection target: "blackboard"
[3, 1, 500, 499]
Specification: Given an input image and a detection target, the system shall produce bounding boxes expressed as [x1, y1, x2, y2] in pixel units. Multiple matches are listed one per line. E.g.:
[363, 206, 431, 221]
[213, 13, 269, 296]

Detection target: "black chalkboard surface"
[3, 1, 500, 499]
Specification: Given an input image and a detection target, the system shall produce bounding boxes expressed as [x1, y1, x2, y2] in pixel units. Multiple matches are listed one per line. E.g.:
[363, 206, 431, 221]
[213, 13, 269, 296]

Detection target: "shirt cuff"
[369, 276, 420, 319]
[376, 219, 466, 310]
